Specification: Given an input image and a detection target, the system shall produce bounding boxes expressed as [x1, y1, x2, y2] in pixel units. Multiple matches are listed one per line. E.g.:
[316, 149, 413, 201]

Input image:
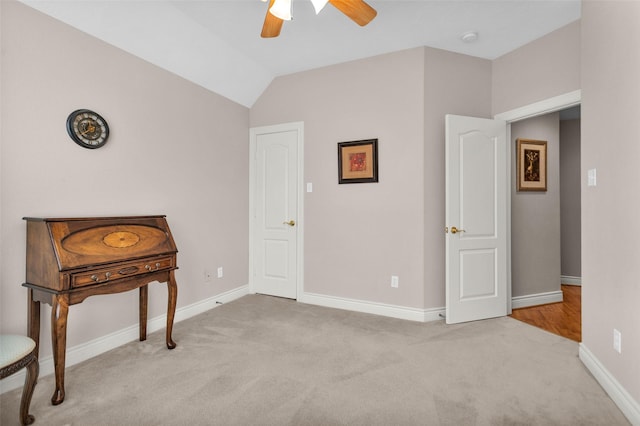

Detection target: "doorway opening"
[509, 105, 582, 341]
[445, 91, 581, 324]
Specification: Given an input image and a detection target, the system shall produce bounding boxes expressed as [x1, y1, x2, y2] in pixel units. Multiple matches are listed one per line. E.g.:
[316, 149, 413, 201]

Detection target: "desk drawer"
[71, 257, 174, 288]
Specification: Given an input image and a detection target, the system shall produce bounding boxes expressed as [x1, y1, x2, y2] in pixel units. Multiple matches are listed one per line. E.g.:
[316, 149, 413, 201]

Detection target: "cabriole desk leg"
[50, 294, 69, 405]
[166, 270, 177, 349]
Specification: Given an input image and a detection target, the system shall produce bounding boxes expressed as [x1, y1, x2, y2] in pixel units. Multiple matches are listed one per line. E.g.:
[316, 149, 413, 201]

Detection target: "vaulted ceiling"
[19, 0, 581, 107]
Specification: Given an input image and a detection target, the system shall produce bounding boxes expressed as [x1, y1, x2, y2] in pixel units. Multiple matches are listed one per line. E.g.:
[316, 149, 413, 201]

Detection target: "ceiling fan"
[261, 0, 377, 38]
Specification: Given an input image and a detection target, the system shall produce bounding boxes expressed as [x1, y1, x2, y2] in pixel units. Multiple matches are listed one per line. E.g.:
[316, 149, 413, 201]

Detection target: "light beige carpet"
[0, 294, 630, 425]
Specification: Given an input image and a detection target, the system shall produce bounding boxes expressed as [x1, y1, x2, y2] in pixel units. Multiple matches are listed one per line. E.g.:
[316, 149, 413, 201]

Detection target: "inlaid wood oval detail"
[102, 231, 140, 248]
[61, 225, 169, 257]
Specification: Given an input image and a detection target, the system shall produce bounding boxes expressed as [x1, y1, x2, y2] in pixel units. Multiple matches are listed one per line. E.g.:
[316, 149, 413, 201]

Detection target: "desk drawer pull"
[145, 262, 161, 272]
[90, 272, 111, 283]
[118, 266, 139, 275]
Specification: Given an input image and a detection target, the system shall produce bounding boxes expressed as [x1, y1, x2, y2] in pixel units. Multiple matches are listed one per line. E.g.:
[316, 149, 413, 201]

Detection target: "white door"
[250, 122, 303, 299]
[445, 115, 508, 324]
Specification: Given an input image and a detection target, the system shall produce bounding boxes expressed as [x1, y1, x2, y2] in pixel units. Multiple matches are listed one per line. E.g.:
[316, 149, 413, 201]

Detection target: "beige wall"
[0, 0, 4, 322]
[581, 0, 640, 405]
[492, 20, 581, 116]
[0, 1, 250, 357]
[510, 114, 561, 297]
[422, 49, 493, 308]
[250, 47, 491, 310]
[251, 48, 427, 308]
[559, 118, 581, 278]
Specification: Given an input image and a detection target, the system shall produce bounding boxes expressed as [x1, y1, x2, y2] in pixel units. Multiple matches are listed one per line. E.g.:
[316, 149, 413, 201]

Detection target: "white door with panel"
[250, 123, 303, 299]
[445, 115, 508, 324]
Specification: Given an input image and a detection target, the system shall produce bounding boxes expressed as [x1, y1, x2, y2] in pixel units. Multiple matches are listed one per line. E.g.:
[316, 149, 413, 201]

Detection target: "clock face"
[66, 109, 109, 149]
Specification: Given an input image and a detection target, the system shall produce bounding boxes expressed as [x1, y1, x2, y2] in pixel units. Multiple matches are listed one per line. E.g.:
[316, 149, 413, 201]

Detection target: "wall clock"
[66, 109, 109, 149]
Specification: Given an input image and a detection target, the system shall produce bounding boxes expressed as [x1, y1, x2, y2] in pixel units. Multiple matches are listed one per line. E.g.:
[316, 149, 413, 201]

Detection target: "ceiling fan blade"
[328, 0, 377, 26]
[261, 0, 284, 38]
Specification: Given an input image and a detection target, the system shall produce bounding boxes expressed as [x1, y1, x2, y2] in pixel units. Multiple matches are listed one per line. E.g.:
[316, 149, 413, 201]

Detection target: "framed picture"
[517, 138, 547, 191]
[338, 139, 378, 184]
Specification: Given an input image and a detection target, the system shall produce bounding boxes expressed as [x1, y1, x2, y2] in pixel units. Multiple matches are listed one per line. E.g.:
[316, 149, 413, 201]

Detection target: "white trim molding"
[561, 275, 582, 286]
[494, 90, 581, 123]
[493, 89, 582, 315]
[301, 290, 568, 322]
[511, 290, 563, 309]
[0, 285, 249, 395]
[300, 292, 445, 323]
[579, 343, 640, 425]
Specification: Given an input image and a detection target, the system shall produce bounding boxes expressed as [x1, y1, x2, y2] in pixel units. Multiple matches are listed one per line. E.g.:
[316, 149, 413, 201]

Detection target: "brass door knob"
[283, 220, 296, 227]
[450, 226, 465, 234]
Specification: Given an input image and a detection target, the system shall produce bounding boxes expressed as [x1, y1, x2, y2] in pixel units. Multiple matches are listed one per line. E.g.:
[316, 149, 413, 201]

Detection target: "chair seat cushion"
[0, 335, 36, 368]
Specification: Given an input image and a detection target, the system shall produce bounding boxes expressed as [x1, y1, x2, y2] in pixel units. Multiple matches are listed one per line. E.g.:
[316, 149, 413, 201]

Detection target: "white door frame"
[493, 89, 581, 313]
[249, 121, 305, 300]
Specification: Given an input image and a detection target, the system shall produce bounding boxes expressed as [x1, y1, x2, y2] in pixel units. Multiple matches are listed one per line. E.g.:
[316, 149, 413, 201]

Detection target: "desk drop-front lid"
[24, 215, 178, 272]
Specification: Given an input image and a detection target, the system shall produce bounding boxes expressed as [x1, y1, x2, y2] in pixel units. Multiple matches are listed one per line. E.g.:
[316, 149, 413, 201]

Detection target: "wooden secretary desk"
[22, 216, 179, 405]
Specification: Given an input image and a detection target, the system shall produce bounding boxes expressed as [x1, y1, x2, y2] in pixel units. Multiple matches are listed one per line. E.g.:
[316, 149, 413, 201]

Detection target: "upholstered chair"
[0, 335, 39, 425]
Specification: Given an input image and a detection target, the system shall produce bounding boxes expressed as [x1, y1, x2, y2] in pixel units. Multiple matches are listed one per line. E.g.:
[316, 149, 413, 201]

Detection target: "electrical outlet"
[204, 269, 213, 282]
[613, 329, 622, 353]
[217, 267, 224, 278]
[391, 275, 399, 288]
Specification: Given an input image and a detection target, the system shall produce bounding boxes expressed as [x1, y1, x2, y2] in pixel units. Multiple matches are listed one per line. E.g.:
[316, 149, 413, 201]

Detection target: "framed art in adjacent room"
[517, 138, 547, 191]
[338, 139, 378, 184]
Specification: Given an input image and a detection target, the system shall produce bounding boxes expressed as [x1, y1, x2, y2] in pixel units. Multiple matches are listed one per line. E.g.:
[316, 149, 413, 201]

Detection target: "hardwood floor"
[510, 285, 581, 342]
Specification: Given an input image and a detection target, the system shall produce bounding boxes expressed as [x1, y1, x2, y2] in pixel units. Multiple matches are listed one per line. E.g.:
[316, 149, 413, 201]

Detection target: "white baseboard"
[300, 290, 568, 322]
[511, 290, 563, 309]
[579, 343, 640, 425]
[299, 292, 445, 322]
[561, 275, 582, 286]
[0, 285, 249, 395]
